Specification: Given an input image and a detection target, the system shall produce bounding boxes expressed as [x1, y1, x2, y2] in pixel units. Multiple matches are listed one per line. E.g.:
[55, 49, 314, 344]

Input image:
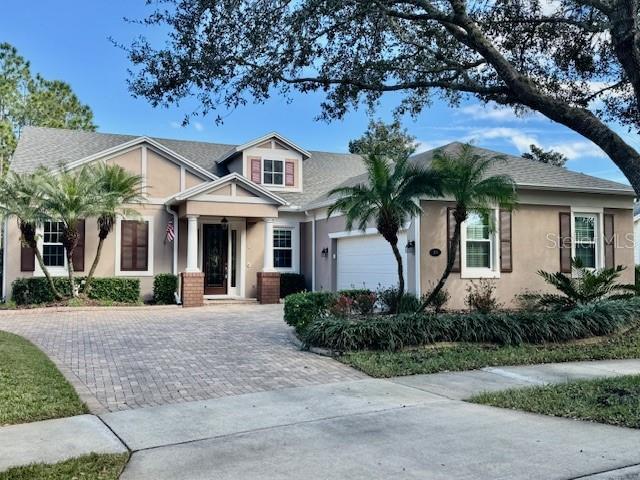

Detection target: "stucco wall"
[245, 220, 264, 297]
[5, 204, 175, 301]
[300, 221, 313, 290]
[146, 150, 181, 198]
[419, 200, 635, 310]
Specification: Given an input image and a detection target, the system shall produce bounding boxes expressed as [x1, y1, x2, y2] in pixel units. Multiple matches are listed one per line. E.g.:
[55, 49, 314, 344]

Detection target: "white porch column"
[263, 218, 275, 271]
[186, 215, 200, 272]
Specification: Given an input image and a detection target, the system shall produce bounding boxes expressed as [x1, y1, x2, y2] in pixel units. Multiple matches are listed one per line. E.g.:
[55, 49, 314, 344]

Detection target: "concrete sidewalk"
[2, 359, 640, 478]
[0, 415, 127, 472]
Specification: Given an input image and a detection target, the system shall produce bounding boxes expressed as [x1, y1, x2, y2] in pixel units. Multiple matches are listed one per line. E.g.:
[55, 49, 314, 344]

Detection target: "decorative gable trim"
[166, 172, 288, 206]
[54, 136, 218, 181]
[216, 132, 311, 164]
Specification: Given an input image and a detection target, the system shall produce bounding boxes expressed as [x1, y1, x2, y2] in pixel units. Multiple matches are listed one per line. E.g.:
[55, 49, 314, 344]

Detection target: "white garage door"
[337, 233, 407, 291]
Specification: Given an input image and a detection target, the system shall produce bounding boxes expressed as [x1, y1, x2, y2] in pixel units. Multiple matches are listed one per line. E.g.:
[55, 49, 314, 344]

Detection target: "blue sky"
[3, 0, 639, 185]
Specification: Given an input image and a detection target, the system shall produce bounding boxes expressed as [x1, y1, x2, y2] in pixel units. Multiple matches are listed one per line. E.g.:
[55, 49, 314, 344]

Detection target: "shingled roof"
[10, 127, 634, 211]
[305, 142, 635, 208]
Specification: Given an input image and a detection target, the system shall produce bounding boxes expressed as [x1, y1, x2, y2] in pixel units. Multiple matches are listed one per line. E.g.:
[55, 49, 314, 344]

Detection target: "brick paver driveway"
[0, 304, 364, 412]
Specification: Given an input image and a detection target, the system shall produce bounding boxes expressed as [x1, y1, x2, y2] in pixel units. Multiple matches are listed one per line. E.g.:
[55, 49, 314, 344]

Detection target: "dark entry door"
[203, 224, 228, 295]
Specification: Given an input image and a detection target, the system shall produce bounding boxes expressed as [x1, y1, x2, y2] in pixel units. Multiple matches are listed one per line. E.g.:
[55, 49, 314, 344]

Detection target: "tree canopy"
[0, 43, 96, 170]
[522, 145, 568, 168]
[124, 0, 640, 193]
[348, 120, 417, 160]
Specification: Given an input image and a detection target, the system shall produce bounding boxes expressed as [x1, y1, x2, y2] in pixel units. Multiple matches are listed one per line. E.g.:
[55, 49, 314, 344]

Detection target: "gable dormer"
[216, 133, 309, 193]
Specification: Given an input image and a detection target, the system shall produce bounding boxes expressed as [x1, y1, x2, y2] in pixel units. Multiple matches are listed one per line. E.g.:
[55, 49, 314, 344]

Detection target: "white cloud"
[458, 102, 542, 122]
[463, 127, 538, 152]
[462, 127, 607, 160]
[547, 141, 607, 160]
[169, 121, 181, 129]
[193, 121, 204, 132]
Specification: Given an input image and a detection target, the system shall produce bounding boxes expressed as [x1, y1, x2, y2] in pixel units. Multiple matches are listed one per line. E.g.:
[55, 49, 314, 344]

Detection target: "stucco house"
[3, 126, 636, 308]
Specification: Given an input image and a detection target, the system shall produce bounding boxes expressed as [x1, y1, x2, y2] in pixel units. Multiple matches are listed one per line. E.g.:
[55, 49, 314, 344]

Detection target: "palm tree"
[328, 150, 441, 312]
[84, 163, 144, 295]
[0, 169, 63, 299]
[421, 144, 517, 309]
[41, 165, 103, 297]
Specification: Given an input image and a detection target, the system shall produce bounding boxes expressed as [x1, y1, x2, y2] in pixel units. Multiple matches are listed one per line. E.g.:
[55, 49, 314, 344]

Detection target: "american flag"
[165, 220, 175, 242]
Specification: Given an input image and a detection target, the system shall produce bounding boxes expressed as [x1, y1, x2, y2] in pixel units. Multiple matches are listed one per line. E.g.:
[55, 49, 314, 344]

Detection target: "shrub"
[280, 273, 306, 298]
[283, 291, 337, 334]
[466, 279, 500, 313]
[12, 277, 74, 305]
[537, 260, 631, 309]
[153, 274, 178, 305]
[353, 292, 376, 315]
[329, 295, 354, 317]
[86, 278, 140, 303]
[283, 289, 374, 334]
[11, 277, 140, 305]
[425, 288, 449, 313]
[377, 286, 420, 313]
[302, 298, 640, 351]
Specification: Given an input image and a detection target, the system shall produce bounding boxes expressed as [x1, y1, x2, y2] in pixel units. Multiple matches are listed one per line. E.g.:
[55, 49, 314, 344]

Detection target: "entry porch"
[166, 173, 288, 306]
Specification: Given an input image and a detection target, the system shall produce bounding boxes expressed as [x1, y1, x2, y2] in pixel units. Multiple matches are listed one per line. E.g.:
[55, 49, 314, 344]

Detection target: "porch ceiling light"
[221, 217, 229, 230]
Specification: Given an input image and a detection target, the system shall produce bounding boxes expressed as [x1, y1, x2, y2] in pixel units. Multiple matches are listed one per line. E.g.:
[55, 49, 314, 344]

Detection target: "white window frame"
[570, 207, 604, 272]
[273, 222, 299, 273]
[115, 215, 155, 277]
[262, 158, 285, 186]
[35, 220, 68, 277]
[460, 209, 501, 279]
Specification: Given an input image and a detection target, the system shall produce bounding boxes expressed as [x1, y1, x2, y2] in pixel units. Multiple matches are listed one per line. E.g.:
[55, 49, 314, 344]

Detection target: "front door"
[203, 224, 228, 295]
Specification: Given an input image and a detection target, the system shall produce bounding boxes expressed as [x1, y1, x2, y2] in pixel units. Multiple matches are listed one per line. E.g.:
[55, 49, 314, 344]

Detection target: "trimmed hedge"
[284, 291, 337, 334]
[153, 274, 178, 304]
[86, 278, 140, 304]
[280, 273, 306, 298]
[283, 289, 373, 334]
[11, 277, 141, 305]
[301, 298, 640, 351]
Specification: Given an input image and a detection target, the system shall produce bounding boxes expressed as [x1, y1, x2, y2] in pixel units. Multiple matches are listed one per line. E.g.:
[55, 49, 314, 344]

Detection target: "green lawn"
[0, 454, 129, 480]
[339, 327, 640, 377]
[0, 331, 87, 425]
[470, 375, 640, 429]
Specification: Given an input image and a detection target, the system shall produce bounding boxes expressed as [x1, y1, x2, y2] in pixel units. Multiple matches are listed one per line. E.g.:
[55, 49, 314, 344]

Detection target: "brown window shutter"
[285, 160, 295, 186]
[499, 210, 512, 272]
[447, 207, 461, 273]
[251, 158, 261, 183]
[20, 242, 35, 272]
[559, 211, 572, 273]
[603, 213, 615, 268]
[121, 220, 149, 271]
[72, 219, 85, 271]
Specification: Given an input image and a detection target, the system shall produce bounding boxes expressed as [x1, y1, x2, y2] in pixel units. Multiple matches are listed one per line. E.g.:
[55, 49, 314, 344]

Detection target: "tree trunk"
[66, 249, 78, 297]
[30, 241, 64, 300]
[390, 240, 405, 313]
[451, 7, 640, 195]
[83, 235, 106, 296]
[420, 209, 464, 311]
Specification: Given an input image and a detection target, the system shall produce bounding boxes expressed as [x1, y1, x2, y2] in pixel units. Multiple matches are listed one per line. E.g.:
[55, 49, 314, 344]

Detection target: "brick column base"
[181, 272, 204, 307]
[257, 272, 281, 304]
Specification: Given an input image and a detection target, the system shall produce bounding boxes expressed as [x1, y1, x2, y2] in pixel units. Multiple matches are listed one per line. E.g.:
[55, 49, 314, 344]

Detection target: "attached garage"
[336, 232, 407, 291]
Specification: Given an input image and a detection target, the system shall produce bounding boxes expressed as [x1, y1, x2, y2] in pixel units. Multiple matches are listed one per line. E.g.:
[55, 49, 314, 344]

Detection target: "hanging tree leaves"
[122, 0, 640, 193]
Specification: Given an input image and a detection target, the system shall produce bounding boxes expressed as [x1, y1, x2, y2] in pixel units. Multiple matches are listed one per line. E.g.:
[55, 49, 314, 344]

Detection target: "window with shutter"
[603, 213, 615, 268]
[285, 161, 295, 186]
[250, 158, 261, 183]
[559, 212, 572, 273]
[121, 220, 149, 271]
[72, 219, 85, 271]
[499, 210, 512, 272]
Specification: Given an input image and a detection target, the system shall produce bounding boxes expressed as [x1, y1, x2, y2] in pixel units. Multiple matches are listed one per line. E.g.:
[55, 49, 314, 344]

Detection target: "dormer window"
[263, 159, 284, 186]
